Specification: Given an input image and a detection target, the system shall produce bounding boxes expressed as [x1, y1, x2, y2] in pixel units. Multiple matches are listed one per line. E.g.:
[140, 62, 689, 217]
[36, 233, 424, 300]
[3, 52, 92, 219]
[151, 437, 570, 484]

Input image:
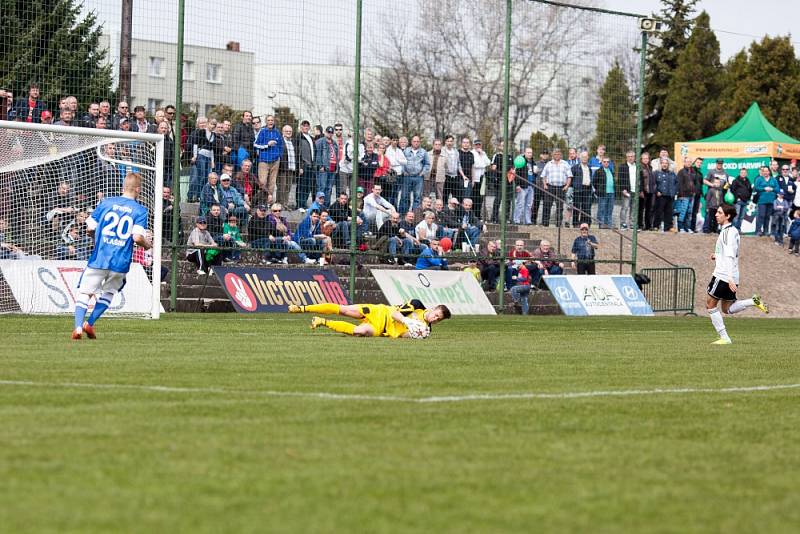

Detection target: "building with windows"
[101, 35, 253, 116]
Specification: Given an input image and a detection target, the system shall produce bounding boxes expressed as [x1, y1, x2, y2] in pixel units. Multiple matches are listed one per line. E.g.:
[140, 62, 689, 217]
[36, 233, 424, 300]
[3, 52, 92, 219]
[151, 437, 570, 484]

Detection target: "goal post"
[0, 120, 164, 319]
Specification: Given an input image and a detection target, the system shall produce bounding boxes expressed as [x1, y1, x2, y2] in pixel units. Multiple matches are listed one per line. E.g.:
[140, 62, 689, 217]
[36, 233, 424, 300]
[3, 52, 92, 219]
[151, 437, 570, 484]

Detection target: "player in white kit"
[72, 172, 152, 339]
[706, 204, 768, 345]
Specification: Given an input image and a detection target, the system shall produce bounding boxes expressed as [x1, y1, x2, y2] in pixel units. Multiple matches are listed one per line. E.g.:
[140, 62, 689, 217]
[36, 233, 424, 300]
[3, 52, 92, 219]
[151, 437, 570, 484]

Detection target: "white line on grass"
[1, 380, 799, 403]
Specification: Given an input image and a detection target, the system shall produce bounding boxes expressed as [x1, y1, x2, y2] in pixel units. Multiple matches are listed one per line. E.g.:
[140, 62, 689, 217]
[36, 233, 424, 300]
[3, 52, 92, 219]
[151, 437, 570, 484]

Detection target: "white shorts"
[77, 268, 127, 296]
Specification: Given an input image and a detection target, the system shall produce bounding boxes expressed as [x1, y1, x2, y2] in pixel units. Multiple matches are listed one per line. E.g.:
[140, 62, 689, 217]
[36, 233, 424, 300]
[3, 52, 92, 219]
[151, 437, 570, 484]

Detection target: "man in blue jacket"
[416, 238, 448, 270]
[253, 115, 284, 202]
[653, 158, 678, 232]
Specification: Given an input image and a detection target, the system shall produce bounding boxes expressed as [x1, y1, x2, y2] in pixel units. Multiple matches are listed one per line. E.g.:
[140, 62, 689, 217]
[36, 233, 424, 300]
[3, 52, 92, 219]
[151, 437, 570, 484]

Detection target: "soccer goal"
[0, 120, 164, 318]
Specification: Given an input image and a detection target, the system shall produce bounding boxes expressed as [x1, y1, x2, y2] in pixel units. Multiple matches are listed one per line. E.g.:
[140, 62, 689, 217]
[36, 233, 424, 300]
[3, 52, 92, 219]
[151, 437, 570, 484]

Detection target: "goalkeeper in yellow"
[288, 299, 451, 338]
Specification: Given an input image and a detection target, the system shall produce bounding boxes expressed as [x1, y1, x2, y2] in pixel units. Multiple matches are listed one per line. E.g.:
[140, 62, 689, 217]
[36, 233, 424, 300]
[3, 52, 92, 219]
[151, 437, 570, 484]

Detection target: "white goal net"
[0, 120, 164, 318]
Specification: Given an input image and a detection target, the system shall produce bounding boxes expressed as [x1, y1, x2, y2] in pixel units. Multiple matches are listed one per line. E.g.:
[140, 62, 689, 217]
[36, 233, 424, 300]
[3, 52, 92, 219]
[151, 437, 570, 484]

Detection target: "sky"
[603, 0, 800, 60]
[81, 0, 799, 64]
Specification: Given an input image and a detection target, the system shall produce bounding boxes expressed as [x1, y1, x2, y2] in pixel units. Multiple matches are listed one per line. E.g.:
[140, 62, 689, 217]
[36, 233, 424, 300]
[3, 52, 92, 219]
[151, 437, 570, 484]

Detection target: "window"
[148, 57, 165, 78]
[580, 111, 593, 119]
[130, 55, 137, 76]
[539, 107, 551, 123]
[205, 104, 216, 117]
[147, 99, 163, 115]
[206, 63, 221, 84]
[581, 77, 592, 87]
[183, 61, 195, 81]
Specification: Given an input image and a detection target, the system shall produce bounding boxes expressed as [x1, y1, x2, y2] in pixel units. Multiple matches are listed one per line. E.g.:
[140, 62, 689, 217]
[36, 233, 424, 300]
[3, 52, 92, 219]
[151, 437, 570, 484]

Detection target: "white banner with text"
[371, 269, 496, 315]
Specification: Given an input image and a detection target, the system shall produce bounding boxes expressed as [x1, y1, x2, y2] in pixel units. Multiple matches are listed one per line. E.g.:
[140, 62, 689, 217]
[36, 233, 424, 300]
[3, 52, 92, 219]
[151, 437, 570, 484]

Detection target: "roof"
[696, 102, 800, 144]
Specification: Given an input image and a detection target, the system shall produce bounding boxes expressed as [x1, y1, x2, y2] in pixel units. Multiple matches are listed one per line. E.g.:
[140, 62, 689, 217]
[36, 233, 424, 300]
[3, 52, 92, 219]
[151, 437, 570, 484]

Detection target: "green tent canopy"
[697, 102, 800, 144]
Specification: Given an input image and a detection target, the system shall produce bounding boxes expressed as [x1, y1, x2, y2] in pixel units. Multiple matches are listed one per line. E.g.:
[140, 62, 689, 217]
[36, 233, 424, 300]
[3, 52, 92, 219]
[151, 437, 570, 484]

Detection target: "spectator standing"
[232, 111, 255, 167]
[426, 138, 446, 200]
[296, 120, 316, 211]
[187, 117, 214, 202]
[442, 135, 460, 202]
[639, 152, 656, 230]
[617, 151, 638, 230]
[589, 144, 615, 174]
[540, 148, 572, 228]
[112, 101, 129, 129]
[358, 142, 380, 192]
[212, 121, 233, 172]
[254, 115, 284, 201]
[505, 240, 532, 291]
[314, 126, 339, 202]
[675, 157, 697, 233]
[401, 136, 430, 214]
[730, 168, 753, 230]
[531, 151, 548, 225]
[383, 136, 406, 205]
[372, 144, 394, 203]
[13, 83, 47, 123]
[132, 105, 156, 133]
[571, 151, 593, 227]
[754, 165, 778, 236]
[513, 148, 535, 225]
[592, 157, 617, 228]
[650, 148, 675, 173]
[772, 192, 789, 245]
[277, 124, 299, 207]
[510, 262, 531, 315]
[653, 158, 678, 232]
[689, 157, 705, 232]
[333, 124, 350, 197]
[471, 139, 491, 219]
[457, 138, 475, 202]
[704, 178, 724, 234]
[571, 223, 599, 275]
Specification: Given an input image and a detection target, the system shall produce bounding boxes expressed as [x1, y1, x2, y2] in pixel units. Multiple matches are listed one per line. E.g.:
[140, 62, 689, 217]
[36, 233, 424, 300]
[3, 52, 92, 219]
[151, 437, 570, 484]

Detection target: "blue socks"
[87, 293, 113, 326]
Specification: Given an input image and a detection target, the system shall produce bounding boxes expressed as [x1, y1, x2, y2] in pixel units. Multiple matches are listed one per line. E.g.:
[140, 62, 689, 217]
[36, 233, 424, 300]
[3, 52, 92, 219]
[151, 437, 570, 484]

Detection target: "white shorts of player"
[77, 268, 127, 296]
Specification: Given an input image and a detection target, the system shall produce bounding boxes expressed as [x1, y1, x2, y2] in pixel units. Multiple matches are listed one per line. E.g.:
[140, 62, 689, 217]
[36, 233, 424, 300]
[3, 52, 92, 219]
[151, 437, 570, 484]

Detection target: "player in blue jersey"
[72, 172, 152, 339]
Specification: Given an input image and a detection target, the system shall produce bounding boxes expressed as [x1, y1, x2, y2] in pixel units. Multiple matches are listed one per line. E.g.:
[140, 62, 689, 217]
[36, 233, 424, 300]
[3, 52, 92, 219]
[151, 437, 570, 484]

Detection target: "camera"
[639, 18, 665, 33]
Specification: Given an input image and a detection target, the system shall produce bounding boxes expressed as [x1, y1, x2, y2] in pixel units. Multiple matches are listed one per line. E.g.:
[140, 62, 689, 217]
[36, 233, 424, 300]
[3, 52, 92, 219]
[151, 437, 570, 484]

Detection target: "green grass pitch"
[1, 314, 798, 533]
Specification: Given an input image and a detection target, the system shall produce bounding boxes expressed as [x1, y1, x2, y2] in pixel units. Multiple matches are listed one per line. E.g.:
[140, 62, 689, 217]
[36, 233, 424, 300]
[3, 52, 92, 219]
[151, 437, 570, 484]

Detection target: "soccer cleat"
[711, 338, 732, 345]
[71, 328, 83, 340]
[752, 294, 769, 314]
[287, 304, 303, 313]
[82, 322, 96, 340]
[310, 316, 325, 330]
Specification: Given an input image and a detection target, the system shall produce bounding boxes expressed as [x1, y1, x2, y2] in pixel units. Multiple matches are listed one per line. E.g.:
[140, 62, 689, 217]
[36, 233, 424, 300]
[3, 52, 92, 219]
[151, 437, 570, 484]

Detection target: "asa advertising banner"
[212, 267, 350, 313]
[371, 269, 496, 315]
[0, 260, 155, 314]
[544, 275, 653, 317]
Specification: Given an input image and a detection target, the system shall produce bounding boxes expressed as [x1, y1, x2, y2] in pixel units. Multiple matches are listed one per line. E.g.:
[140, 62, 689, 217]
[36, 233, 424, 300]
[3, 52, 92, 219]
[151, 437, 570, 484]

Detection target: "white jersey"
[713, 223, 740, 284]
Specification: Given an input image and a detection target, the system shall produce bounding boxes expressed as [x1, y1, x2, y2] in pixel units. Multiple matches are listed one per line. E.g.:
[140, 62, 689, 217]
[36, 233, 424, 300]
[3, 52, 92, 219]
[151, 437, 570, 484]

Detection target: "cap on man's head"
[196, 216, 207, 224]
[41, 110, 52, 120]
[257, 204, 267, 210]
[118, 117, 128, 124]
[356, 186, 364, 193]
[325, 126, 334, 134]
[316, 191, 325, 198]
[220, 173, 231, 182]
[716, 158, 724, 164]
[473, 139, 481, 145]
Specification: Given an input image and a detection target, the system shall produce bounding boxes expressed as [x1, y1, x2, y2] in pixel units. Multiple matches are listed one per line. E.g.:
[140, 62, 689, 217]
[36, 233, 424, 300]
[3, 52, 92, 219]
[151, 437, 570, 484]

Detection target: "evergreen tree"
[716, 36, 800, 138]
[656, 12, 722, 146]
[715, 50, 749, 131]
[0, 0, 113, 109]
[591, 62, 635, 165]
[642, 0, 698, 153]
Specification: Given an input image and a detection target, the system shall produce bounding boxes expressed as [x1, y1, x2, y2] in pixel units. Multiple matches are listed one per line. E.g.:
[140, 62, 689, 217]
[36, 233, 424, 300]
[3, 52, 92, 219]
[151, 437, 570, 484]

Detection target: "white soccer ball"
[405, 319, 430, 339]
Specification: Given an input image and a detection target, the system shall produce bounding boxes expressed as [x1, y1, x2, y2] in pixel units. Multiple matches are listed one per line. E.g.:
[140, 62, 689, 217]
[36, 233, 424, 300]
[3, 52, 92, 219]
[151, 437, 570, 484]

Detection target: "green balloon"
[724, 190, 735, 204]
[513, 155, 526, 169]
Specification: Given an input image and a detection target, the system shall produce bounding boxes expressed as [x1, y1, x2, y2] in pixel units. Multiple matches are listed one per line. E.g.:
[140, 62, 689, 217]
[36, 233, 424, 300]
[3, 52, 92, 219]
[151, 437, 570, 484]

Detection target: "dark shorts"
[707, 276, 737, 302]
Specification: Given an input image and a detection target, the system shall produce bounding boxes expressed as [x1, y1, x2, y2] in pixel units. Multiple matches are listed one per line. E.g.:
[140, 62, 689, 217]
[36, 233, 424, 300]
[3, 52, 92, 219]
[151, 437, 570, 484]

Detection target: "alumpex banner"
[544, 275, 653, 316]
[370, 269, 496, 315]
[212, 266, 350, 313]
[0, 260, 156, 314]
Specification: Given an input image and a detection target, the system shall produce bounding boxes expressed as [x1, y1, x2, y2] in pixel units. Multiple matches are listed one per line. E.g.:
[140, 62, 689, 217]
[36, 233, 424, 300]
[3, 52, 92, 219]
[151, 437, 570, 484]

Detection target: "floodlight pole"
[631, 31, 647, 277]
[497, 0, 512, 309]
[169, 0, 186, 312]
[349, 0, 363, 301]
